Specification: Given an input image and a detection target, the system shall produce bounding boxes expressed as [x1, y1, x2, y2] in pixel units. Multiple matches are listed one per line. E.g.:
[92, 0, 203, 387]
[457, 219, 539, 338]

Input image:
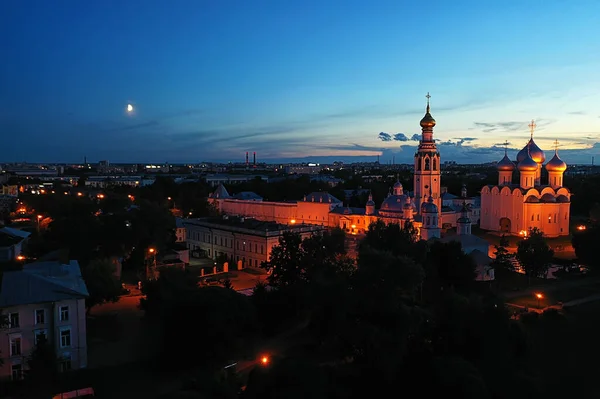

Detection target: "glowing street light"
[16, 255, 25, 261]
[260, 356, 269, 366]
[77, 192, 83, 197]
[535, 293, 543, 308]
[577, 225, 587, 231]
[148, 248, 156, 254]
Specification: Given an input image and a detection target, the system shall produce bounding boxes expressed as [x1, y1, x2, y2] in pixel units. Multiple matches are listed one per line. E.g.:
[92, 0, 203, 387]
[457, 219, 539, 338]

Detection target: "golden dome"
[420, 110, 436, 128]
[545, 152, 567, 172]
[517, 139, 545, 164]
[496, 154, 515, 171]
[518, 152, 538, 172]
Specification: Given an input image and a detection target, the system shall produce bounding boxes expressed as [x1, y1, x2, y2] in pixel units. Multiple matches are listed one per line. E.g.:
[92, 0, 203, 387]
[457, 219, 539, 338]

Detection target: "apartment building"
[0, 260, 89, 381]
[184, 216, 324, 269]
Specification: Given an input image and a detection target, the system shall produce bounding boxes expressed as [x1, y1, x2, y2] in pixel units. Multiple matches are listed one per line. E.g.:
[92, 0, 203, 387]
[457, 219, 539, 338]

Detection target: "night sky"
[2, 0, 600, 164]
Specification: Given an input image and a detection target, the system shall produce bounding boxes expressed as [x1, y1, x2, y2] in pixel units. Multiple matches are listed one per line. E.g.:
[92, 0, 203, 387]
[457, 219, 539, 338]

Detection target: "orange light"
[97, 194, 105, 199]
[40, 189, 45, 194]
[290, 219, 296, 224]
[64, 191, 68, 195]
[351, 224, 356, 229]
[16, 255, 25, 261]
[77, 192, 83, 197]
[535, 293, 543, 299]
[577, 225, 587, 231]
[167, 197, 172, 201]
[260, 356, 269, 365]
[148, 248, 156, 254]
[37, 215, 43, 220]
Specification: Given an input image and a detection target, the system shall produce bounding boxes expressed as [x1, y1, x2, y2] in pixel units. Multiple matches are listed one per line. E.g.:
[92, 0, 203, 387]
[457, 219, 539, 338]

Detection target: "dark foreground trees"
[244, 221, 538, 399]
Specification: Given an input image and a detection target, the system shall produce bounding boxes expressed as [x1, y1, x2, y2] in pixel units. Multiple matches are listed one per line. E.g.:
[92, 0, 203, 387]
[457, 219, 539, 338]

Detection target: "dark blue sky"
[2, 0, 600, 164]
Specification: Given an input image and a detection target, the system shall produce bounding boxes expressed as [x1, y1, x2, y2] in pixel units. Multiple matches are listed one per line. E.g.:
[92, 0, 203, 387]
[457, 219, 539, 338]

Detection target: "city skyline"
[2, 1, 600, 164]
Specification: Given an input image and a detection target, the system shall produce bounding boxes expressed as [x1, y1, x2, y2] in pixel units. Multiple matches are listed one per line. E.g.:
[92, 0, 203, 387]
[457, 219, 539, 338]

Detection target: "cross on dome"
[425, 92, 431, 112]
[554, 139, 560, 152]
[503, 140, 509, 155]
[528, 119, 537, 138]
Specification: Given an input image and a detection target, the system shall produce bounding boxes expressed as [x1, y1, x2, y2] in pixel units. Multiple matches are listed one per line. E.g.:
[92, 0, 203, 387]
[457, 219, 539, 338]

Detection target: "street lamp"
[16, 255, 25, 261]
[37, 215, 43, 232]
[260, 356, 269, 366]
[535, 293, 543, 309]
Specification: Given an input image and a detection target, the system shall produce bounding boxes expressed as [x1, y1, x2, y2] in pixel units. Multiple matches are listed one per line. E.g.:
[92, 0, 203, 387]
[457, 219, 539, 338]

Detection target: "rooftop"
[184, 216, 324, 235]
[0, 260, 89, 307]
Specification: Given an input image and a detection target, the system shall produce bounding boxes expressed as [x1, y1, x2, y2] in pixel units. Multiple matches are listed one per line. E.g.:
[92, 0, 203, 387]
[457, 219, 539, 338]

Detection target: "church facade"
[209, 96, 471, 241]
[480, 121, 571, 237]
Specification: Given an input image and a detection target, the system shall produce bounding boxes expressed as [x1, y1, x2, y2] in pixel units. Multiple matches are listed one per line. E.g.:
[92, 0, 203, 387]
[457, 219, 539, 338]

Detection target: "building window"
[10, 336, 22, 356]
[261, 245, 264, 254]
[433, 158, 437, 171]
[531, 215, 534, 221]
[214, 236, 217, 244]
[60, 306, 69, 322]
[60, 328, 71, 348]
[35, 309, 45, 325]
[220, 237, 223, 246]
[11, 364, 22, 381]
[537, 214, 540, 221]
[554, 213, 557, 223]
[35, 329, 48, 345]
[425, 158, 430, 171]
[60, 356, 72, 372]
[9, 312, 19, 328]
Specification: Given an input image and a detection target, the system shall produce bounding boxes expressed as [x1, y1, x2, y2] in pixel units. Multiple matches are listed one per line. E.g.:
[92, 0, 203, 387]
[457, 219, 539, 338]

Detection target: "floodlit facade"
[480, 122, 571, 237]
[208, 96, 478, 240]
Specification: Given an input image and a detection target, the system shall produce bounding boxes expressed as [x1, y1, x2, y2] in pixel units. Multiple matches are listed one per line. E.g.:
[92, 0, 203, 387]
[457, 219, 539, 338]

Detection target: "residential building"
[175, 218, 186, 242]
[184, 216, 325, 269]
[0, 260, 89, 381]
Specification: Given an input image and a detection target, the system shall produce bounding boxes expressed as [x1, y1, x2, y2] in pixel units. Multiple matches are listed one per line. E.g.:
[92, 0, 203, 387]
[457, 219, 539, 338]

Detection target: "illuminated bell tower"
[414, 93, 441, 224]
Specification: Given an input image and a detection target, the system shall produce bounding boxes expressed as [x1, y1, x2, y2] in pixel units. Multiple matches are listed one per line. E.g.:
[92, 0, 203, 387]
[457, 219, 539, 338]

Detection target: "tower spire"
[425, 92, 431, 113]
[554, 139, 559, 154]
[528, 119, 536, 139]
[503, 140, 509, 156]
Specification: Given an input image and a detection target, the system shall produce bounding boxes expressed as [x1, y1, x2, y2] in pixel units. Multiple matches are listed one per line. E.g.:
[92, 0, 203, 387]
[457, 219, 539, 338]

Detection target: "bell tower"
[413, 93, 441, 224]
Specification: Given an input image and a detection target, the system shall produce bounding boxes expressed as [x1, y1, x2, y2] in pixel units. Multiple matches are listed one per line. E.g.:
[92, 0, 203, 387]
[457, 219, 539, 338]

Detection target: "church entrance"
[499, 217, 511, 233]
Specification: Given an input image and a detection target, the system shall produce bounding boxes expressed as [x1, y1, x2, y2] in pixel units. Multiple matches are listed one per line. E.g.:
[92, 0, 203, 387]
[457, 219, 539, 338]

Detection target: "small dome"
[517, 139, 545, 163]
[518, 153, 538, 172]
[421, 196, 438, 213]
[545, 153, 567, 172]
[525, 196, 540, 203]
[420, 112, 436, 128]
[556, 195, 569, 203]
[380, 195, 407, 212]
[497, 154, 515, 171]
[541, 193, 557, 203]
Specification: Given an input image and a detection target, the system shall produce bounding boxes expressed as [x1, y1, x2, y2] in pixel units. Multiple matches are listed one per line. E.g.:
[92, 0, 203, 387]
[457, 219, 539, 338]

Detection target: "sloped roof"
[233, 191, 263, 201]
[211, 184, 230, 199]
[439, 233, 490, 253]
[303, 192, 342, 204]
[0, 227, 31, 239]
[442, 192, 458, 200]
[0, 232, 22, 247]
[470, 249, 491, 266]
[0, 260, 89, 307]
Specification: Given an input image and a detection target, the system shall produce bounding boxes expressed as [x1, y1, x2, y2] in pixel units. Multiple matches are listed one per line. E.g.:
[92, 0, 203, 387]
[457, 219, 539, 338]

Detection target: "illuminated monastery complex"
[209, 95, 476, 241]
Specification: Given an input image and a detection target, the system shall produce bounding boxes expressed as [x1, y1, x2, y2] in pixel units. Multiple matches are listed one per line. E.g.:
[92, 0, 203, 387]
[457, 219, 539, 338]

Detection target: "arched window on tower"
[427, 216, 431, 225]
[425, 158, 430, 171]
[417, 157, 421, 171]
[433, 158, 437, 171]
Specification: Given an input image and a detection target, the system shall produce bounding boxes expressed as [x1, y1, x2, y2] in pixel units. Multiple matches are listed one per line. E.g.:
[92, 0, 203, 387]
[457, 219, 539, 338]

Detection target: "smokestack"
[253, 151, 256, 165]
[245, 152, 249, 165]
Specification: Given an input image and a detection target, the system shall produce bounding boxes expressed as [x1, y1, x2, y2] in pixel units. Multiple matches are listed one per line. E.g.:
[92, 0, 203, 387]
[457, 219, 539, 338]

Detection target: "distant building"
[0, 227, 31, 261]
[184, 216, 325, 270]
[0, 260, 89, 381]
[204, 174, 268, 187]
[284, 164, 322, 175]
[175, 218, 186, 242]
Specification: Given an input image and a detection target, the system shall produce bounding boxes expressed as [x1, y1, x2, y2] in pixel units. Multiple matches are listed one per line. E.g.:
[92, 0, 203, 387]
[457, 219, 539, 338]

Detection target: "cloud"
[473, 119, 556, 133]
[378, 132, 392, 141]
[378, 132, 421, 142]
[568, 111, 586, 115]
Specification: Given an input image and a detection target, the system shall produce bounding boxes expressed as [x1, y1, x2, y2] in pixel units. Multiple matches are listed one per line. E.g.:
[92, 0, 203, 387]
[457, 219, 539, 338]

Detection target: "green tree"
[424, 241, 477, 296]
[572, 225, 600, 273]
[516, 228, 554, 283]
[82, 259, 122, 313]
[490, 235, 513, 285]
[25, 334, 58, 389]
[263, 232, 305, 288]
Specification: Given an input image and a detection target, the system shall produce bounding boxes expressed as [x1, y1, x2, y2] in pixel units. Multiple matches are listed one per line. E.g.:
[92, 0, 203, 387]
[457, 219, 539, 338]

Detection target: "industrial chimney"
[245, 152, 249, 165]
[253, 152, 256, 165]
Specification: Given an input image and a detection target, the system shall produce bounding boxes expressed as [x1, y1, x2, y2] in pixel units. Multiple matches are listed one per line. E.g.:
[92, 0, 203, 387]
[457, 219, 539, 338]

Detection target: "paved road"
[501, 276, 600, 300]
